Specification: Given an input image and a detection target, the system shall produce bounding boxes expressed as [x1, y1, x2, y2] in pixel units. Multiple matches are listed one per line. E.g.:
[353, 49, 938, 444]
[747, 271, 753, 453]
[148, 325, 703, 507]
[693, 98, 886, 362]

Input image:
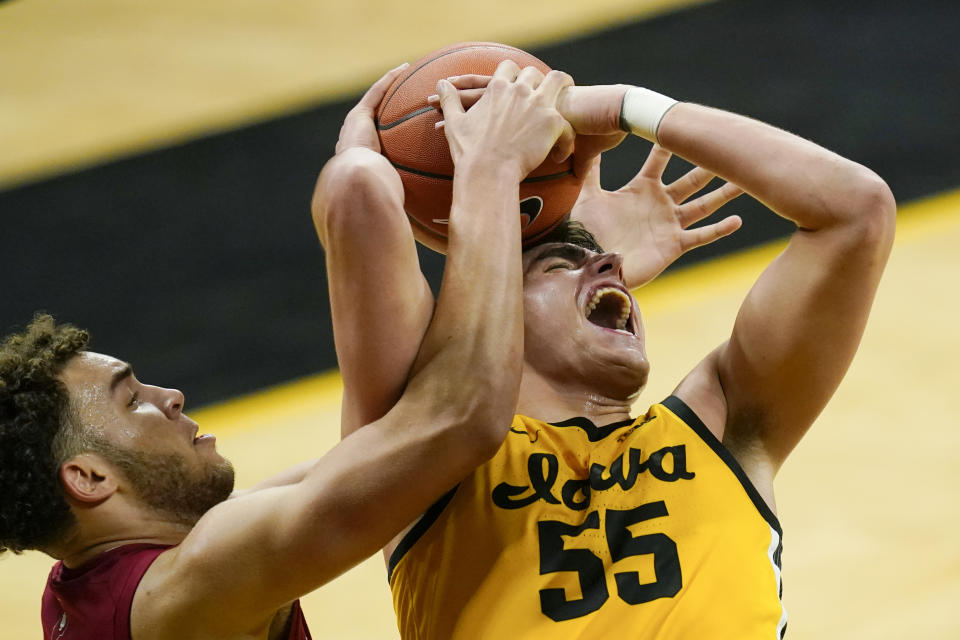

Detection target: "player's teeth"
[618, 306, 631, 331]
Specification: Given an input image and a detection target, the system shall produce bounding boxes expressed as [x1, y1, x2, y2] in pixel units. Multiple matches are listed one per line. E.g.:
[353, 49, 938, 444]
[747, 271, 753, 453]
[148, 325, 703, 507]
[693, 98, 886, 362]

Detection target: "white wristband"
[619, 86, 679, 144]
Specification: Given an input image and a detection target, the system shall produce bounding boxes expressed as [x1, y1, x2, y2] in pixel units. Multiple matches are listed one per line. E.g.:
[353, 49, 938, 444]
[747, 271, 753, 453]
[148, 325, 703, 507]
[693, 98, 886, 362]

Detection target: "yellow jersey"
[389, 396, 787, 639]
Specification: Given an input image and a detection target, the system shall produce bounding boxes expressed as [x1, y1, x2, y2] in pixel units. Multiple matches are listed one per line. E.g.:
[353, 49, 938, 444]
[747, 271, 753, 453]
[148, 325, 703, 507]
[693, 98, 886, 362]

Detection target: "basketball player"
[0, 63, 576, 639]
[317, 63, 896, 637]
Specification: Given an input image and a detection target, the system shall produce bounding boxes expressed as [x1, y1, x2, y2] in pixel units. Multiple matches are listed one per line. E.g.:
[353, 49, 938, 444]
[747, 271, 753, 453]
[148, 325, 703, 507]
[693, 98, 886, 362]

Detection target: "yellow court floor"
[2, 192, 958, 639]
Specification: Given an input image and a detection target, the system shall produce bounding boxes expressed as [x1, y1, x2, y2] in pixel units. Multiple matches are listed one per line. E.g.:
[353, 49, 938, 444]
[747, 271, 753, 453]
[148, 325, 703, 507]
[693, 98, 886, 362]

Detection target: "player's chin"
[589, 345, 650, 392]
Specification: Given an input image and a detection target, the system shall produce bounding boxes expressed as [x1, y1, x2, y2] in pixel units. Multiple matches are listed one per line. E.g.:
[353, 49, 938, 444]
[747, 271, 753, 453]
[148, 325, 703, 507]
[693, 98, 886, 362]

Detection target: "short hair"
[0, 314, 90, 554]
[529, 217, 605, 254]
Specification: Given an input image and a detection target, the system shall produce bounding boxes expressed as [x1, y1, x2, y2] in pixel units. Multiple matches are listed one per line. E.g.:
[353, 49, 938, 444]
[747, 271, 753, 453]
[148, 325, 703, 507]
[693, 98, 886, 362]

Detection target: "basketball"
[375, 42, 583, 253]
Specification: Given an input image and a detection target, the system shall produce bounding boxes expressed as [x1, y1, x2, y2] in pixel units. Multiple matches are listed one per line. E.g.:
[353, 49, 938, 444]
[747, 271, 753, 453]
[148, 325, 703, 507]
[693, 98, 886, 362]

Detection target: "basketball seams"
[376, 106, 434, 131]
[377, 43, 527, 127]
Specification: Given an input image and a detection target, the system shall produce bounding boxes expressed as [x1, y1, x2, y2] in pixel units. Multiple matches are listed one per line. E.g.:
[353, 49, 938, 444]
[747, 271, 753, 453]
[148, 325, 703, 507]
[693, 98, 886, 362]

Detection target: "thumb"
[574, 152, 601, 184]
[436, 79, 465, 121]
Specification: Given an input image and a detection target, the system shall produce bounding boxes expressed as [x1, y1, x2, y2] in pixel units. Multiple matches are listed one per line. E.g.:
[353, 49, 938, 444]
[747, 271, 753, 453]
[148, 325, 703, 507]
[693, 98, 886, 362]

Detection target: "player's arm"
[652, 103, 896, 472]
[135, 64, 574, 639]
[559, 85, 895, 472]
[227, 459, 316, 498]
[230, 66, 430, 495]
[311, 64, 436, 439]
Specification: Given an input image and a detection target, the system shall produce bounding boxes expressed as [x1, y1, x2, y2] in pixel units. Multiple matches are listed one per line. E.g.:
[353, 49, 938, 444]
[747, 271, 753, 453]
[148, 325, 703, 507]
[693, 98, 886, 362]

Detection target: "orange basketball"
[375, 42, 583, 253]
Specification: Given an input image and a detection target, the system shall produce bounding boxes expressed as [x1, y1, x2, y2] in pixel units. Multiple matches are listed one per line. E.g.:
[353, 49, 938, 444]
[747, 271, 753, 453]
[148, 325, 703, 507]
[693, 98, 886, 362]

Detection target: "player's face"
[521, 243, 650, 398]
[59, 352, 233, 523]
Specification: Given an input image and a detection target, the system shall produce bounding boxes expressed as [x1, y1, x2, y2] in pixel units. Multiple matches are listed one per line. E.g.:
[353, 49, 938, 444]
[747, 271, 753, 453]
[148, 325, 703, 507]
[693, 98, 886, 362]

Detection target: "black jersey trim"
[547, 416, 637, 442]
[662, 395, 783, 536]
[387, 484, 459, 584]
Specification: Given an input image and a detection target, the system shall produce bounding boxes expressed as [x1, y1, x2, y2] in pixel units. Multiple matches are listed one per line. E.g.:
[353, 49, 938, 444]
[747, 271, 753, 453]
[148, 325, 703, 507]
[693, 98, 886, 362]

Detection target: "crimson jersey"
[42, 543, 312, 639]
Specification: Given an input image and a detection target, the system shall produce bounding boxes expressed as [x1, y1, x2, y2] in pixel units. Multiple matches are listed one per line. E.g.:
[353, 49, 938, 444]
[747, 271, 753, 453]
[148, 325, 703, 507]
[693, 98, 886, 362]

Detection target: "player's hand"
[429, 80, 630, 178]
[571, 145, 744, 289]
[430, 79, 627, 135]
[335, 62, 409, 155]
[435, 61, 575, 181]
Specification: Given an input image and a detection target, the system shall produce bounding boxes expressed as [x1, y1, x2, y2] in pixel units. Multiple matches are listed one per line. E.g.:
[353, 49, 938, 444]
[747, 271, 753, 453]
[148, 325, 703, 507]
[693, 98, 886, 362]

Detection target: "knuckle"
[547, 70, 574, 86]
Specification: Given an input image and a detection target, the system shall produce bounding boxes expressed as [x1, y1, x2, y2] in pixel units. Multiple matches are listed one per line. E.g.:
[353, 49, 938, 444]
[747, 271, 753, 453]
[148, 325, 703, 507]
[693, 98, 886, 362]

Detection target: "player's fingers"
[516, 65, 546, 89]
[550, 120, 577, 163]
[428, 88, 485, 110]
[445, 74, 492, 90]
[436, 79, 465, 121]
[537, 70, 575, 104]
[679, 215, 742, 252]
[492, 59, 521, 82]
[677, 182, 745, 227]
[665, 167, 716, 203]
[357, 62, 409, 111]
[636, 144, 672, 181]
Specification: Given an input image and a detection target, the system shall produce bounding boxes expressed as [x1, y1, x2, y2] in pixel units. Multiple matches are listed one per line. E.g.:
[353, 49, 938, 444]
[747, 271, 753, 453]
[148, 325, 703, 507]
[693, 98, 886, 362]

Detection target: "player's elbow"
[453, 353, 522, 450]
[311, 148, 404, 246]
[846, 170, 897, 255]
[467, 391, 520, 455]
[421, 374, 519, 458]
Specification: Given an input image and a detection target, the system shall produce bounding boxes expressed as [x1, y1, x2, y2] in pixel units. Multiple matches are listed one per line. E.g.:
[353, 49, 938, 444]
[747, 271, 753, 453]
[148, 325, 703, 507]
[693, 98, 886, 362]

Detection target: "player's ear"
[60, 453, 119, 505]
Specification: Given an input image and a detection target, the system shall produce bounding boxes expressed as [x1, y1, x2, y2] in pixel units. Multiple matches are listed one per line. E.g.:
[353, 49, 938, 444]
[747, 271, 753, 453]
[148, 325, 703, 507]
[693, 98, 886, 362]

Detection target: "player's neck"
[517, 370, 636, 426]
[57, 499, 191, 568]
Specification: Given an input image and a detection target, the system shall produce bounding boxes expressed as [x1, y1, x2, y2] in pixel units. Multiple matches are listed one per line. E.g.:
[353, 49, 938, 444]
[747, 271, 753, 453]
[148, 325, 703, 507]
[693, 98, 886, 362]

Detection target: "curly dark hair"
[0, 314, 90, 555]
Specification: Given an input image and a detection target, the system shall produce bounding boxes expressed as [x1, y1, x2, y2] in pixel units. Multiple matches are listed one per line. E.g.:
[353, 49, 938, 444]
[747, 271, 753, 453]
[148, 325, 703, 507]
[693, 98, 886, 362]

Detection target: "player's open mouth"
[585, 287, 634, 334]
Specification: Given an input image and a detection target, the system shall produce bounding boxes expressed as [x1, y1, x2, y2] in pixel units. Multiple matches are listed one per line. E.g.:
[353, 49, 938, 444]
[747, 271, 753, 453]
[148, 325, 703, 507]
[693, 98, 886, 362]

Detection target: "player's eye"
[545, 261, 574, 272]
[127, 392, 139, 408]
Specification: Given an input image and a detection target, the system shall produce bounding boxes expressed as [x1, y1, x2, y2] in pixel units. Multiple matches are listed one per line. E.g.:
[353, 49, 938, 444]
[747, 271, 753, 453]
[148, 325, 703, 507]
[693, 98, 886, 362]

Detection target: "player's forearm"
[410, 159, 524, 426]
[561, 84, 894, 234]
[230, 459, 317, 498]
[656, 103, 894, 233]
[313, 146, 435, 440]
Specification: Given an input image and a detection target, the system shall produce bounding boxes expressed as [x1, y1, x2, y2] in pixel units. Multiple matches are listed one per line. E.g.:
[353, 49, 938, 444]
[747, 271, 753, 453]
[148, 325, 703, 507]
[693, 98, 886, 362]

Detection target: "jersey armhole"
[123, 545, 171, 640]
[387, 484, 459, 584]
[661, 395, 782, 537]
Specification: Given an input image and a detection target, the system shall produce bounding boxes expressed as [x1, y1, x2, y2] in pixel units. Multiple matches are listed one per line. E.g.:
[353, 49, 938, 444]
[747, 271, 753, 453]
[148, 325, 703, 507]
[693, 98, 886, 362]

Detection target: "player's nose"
[590, 251, 624, 281]
[159, 387, 185, 420]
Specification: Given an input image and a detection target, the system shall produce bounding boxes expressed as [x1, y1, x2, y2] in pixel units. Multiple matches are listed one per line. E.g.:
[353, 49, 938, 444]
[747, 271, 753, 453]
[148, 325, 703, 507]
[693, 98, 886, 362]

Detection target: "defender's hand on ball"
[434, 60, 575, 182]
[430, 80, 631, 178]
[571, 146, 744, 290]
